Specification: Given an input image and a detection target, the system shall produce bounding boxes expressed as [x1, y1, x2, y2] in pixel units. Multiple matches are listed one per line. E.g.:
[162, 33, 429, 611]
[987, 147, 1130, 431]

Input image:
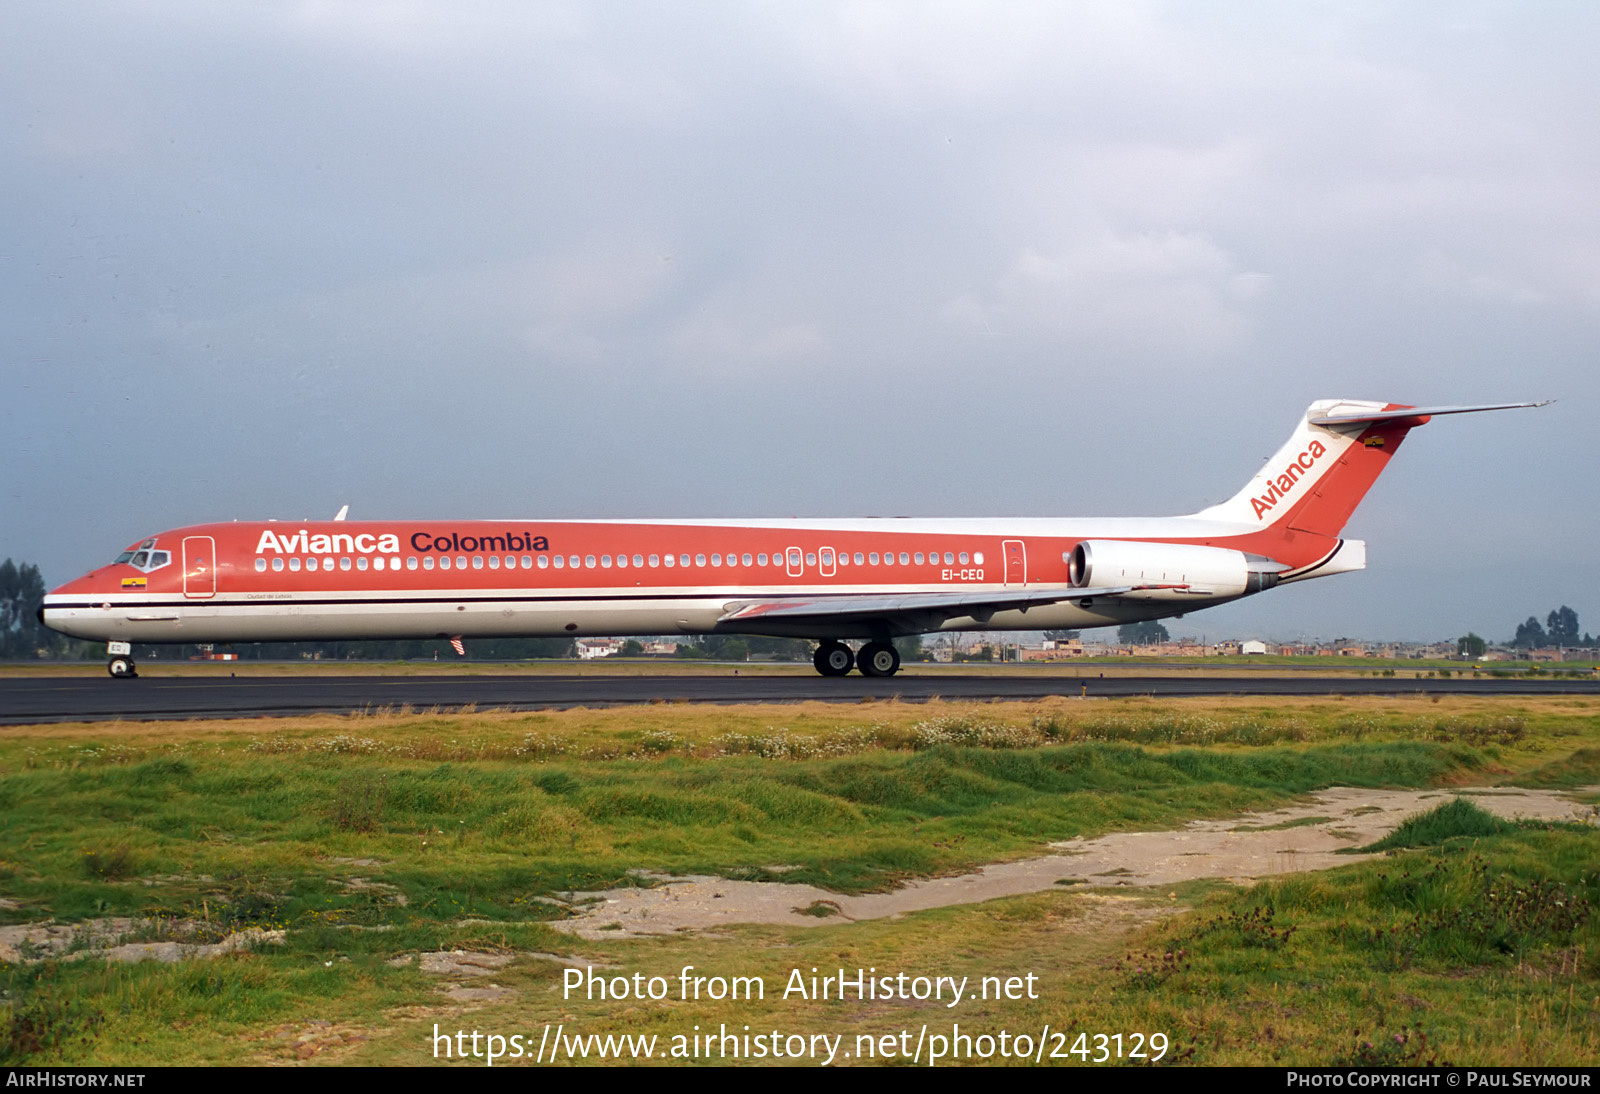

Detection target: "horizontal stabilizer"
[1309, 401, 1549, 427]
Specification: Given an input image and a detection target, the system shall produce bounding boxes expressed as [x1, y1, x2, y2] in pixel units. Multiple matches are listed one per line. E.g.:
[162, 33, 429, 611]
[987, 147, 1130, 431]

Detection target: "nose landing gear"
[107, 642, 138, 679]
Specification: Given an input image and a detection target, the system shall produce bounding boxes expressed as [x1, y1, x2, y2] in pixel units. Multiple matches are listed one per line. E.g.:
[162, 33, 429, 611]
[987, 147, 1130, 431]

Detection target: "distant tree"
[1547, 606, 1580, 646]
[1118, 620, 1170, 646]
[1457, 632, 1486, 659]
[743, 636, 810, 661]
[1043, 630, 1081, 642]
[619, 639, 645, 656]
[893, 634, 930, 661]
[1, 559, 53, 658]
[1511, 617, 1547, 649]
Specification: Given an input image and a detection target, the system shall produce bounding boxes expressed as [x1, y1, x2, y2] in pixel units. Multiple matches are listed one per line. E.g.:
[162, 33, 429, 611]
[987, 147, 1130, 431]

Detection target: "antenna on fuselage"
[333, 505, 349, 521]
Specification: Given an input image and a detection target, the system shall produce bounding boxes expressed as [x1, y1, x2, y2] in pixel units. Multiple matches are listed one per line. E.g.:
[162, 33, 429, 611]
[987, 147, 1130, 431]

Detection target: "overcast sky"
[4, 1, 1595, 643]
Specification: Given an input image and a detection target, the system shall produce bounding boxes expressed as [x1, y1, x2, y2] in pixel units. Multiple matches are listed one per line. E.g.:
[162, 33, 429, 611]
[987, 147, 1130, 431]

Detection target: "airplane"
[41, 399, 1543, 679]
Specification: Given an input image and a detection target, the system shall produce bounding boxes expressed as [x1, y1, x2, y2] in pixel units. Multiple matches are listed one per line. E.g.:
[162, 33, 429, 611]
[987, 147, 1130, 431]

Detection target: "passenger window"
[805, 552, 816, 566]
[601, 555, 612, 568]
[664, 554, 675, 567]
[488, 555, 500, 569]
[340, 557, 352, 571]
[616, 555, 627, 569]
[944, 552, 954, 565]
[915, 552, 924, 565]
[472, 556, 483, 569]
[457, 556, 468, 569]
[959, 552, 969, 565]
[553, 555, 564, 569]
[711, 554, 722, 567]
[289, 558, 301, 572]
[357, 557, 369, 571]
[973, 552, 984, 565]
[570, 556, 580, 568]
[695, 554, 706, 567]
[440, 556, 451, 570]
[254, 558, 266, 572]
[869, 553, 879, 565]
[585, 555, 596, 568]
[634, 555, 644, 567]
[758, 553, 768, 566]
[742, 553, 752, 566]
[680, 554, 691, 567]
[522, 555, 532, 568]
[854, 552, 864, 565]
[537, 555, 549, 569]
[407, 556, 418, 570]
[271, 558, 284, 572]
[649, 554, 660, 567]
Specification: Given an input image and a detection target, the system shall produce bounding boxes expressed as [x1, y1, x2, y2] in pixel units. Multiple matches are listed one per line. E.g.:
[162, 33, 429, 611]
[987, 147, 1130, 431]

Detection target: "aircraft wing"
[718, 585, 1138, 634]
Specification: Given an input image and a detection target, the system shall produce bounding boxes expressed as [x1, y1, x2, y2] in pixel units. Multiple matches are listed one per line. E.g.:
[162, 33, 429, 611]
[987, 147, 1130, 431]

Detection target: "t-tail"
[1192, 399, 1547, 578]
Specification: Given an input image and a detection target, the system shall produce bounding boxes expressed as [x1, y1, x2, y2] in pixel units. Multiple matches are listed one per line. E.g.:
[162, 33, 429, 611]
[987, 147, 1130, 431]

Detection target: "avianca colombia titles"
[41, 399, 1542, 679]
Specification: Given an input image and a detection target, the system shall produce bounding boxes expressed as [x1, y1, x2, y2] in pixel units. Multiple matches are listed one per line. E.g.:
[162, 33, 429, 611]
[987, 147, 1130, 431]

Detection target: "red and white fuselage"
[40, 400, 1540, 674]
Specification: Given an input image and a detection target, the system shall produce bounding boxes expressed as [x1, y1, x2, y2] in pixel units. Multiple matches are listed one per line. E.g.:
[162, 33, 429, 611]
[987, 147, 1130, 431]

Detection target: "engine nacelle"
[1069, 540, 1284, 600]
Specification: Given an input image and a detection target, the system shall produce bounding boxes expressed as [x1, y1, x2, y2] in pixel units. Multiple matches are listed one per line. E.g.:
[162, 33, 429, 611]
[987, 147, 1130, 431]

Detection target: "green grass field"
[2, 694, 1595, 1066]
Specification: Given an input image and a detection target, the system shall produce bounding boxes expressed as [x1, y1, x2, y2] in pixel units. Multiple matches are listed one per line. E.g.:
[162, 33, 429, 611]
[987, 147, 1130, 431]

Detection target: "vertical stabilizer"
[1191, 400, 1418, 538]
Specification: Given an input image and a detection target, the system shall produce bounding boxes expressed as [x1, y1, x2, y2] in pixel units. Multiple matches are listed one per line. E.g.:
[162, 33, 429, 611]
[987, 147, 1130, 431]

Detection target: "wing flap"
[719, 585, 1136, 627]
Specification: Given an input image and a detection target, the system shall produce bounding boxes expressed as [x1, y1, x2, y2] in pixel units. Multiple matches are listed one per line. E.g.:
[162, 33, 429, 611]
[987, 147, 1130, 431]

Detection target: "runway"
[3, 669, 1597, 724]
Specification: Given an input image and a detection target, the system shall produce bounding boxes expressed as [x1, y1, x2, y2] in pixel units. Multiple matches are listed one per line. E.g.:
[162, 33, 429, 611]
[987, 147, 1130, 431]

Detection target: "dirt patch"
[0, 916, 283, 964]
[254, 1019, 373, 1063]
[549, 785, 1597, 938]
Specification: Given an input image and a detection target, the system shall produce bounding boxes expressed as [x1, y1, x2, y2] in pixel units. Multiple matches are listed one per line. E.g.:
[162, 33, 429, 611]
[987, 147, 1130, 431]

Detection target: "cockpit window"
[117, 544, 173, 573]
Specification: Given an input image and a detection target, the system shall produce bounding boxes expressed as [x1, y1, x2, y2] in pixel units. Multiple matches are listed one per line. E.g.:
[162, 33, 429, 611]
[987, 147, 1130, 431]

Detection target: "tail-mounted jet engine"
[1069, 540, 1285, 600]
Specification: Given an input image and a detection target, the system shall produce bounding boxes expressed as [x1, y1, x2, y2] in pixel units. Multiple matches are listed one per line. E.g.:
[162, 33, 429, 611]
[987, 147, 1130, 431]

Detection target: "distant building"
[1022, 639, 1086, 660]
[1241, 640, 1269, 656]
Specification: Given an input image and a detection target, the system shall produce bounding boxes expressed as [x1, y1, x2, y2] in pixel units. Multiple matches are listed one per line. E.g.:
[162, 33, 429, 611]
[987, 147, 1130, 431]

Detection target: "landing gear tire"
[857, 641, 901, 678]
[814, 641, 855, 677]
[108, 657, 137, 679]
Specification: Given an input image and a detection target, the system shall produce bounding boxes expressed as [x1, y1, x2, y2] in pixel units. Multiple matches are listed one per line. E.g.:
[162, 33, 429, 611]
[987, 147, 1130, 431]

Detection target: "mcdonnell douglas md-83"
[42, 399, 1542, 679]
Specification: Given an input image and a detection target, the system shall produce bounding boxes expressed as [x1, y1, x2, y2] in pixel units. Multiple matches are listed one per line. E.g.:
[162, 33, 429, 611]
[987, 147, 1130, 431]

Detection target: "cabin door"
[183, 536, 216, 599]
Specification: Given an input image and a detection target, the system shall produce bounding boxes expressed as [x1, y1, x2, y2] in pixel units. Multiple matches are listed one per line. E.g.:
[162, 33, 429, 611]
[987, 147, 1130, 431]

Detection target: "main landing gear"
[812, 640, 901, 678]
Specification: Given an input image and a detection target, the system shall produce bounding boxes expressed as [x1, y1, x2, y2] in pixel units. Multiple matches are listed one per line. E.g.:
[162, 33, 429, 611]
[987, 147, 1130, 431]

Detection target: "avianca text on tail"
[41, 399, 1544, 679]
